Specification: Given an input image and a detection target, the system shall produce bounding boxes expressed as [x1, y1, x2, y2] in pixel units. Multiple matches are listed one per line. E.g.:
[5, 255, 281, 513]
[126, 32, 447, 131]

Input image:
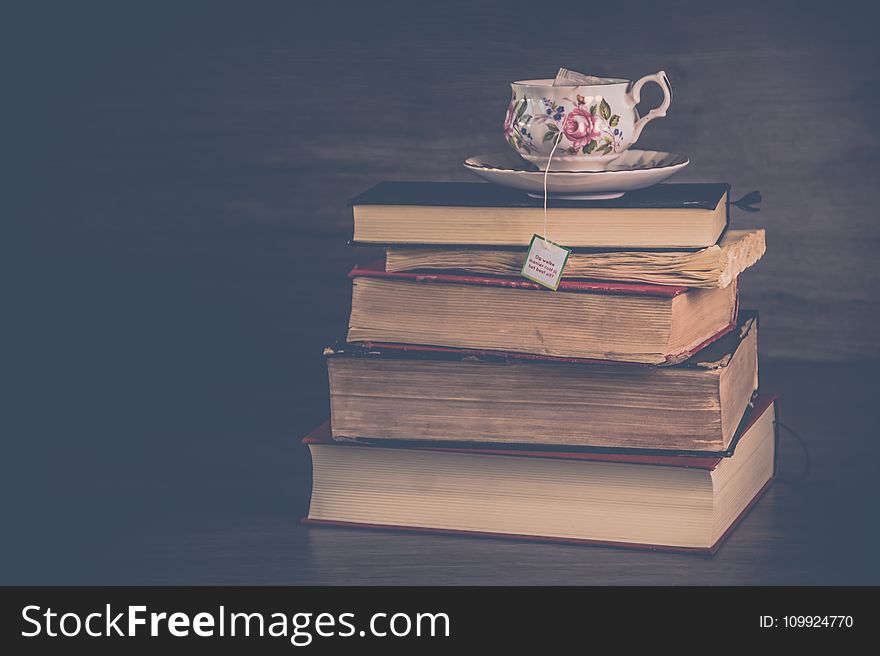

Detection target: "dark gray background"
[7, 1, 880, 584]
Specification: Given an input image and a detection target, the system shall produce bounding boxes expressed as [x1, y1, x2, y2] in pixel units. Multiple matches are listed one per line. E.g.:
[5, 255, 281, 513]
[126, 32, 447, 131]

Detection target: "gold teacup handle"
[629, 71, 673, 144]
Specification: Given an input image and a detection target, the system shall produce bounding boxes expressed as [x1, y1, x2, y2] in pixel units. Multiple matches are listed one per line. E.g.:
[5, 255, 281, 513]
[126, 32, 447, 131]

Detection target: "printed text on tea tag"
[521, 234, 571, 291]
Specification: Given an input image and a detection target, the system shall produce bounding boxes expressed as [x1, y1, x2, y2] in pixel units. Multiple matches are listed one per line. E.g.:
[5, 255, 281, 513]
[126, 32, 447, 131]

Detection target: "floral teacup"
[503, 71, 672, 171]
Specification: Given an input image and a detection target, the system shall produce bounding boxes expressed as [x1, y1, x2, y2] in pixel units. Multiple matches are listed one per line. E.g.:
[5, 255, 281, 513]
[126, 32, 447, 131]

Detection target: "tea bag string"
[542, 134, 562, 250]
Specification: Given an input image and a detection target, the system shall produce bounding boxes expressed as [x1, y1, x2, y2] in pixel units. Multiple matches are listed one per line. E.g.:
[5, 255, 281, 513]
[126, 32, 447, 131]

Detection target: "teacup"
[503, 71, 672, 171]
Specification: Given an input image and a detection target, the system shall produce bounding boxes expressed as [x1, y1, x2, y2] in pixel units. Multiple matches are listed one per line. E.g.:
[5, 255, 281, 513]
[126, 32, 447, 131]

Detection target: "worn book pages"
[385, 229, 765, 288]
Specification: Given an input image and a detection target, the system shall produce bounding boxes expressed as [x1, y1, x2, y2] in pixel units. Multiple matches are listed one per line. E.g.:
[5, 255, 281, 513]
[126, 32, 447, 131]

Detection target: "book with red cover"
[347, 261, 739, 365]
[302, 395, 778, 554]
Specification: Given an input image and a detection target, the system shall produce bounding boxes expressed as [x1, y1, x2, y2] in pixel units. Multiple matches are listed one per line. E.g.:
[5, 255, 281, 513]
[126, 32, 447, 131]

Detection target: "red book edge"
[303, 394, 776, 470]
[353, 310, 735, 368]
[300, 476, 774, 556]
[349, 260, 688, 297]
[348, 263, 738, 366]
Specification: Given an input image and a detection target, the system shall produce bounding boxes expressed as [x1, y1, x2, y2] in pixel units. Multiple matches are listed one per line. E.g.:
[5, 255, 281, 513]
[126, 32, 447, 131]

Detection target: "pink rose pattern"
[503, 98, 516, 140]
[505, 93, 623, 156]
[561, 107, 602, 149]
[505, 95, 537, 153]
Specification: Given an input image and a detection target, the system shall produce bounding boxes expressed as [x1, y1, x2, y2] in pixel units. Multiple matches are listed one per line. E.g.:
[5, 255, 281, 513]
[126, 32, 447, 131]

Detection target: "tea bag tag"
[554, 67, 606, 86]
[522, 122, 571, 291]
[521, 234, 571, 291]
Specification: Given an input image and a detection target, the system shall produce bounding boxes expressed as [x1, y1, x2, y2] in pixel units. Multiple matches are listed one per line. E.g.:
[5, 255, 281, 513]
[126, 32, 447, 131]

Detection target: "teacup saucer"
[463, 150, 689, 199]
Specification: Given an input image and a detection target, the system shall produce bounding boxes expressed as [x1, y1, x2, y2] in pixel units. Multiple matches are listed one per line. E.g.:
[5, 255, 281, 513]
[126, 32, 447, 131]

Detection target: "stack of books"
[304, 181, 774, 553]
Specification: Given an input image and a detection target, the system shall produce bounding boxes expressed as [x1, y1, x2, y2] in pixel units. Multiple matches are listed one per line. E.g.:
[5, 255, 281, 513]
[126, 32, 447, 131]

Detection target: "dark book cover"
[349, 181, 730, 211]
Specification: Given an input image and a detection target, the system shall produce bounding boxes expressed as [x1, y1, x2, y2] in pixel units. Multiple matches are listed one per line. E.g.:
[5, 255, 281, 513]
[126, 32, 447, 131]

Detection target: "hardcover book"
[303, 395, 778, 553]
[329, 312, 758, 452]
[385, 229, 765, 289]
[350, 181, 730, 248]
[347, 263, 738, 364]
